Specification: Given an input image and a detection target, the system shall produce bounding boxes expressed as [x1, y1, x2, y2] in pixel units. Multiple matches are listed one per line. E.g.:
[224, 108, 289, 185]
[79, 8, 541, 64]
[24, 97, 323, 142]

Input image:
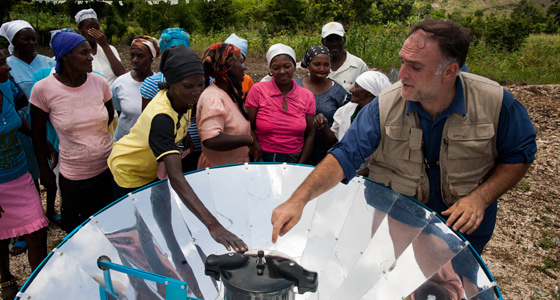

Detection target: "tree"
[197, 0, 234, 32]
[264, 0, 307, 32]
[375, 0, 414, 24]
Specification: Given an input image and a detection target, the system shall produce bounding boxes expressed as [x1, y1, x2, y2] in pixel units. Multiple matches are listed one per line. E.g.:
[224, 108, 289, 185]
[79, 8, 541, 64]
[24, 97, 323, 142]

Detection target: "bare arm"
[271, 153, 345, 242]
[163, 153, 248, 252]
[442, 163, 531, 234]
[142, 97, 151, 111]
[31, 105, 56, 188]
[104, 100, 114, 126]
[202, 132, 253, 151]
[246, 107, 263, 162]
[296, 114, 316, 164]
[88, 28, 126, 77]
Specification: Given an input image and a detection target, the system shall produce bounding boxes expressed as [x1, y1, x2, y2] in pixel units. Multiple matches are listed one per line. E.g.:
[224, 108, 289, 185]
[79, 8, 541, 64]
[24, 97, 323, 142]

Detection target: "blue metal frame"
[97, 258, 201, 300]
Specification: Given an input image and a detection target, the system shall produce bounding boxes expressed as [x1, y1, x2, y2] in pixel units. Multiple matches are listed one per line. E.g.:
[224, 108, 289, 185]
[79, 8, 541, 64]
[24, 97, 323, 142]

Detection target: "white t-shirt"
[329, 51, 369, 92]
[111, 72, 143, 142]
[93, 44, 121, 86]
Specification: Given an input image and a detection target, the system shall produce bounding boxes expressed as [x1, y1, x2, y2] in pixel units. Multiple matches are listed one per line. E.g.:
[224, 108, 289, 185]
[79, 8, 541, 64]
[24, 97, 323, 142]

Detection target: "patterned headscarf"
[131, 35, 161, 59]
[202, 43, 243, 103]
[301, 46, 331, 68]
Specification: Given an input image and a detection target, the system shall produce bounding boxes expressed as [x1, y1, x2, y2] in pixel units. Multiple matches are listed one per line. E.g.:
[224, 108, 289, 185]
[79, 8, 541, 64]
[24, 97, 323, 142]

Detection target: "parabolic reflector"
[16, 163, 503, 300]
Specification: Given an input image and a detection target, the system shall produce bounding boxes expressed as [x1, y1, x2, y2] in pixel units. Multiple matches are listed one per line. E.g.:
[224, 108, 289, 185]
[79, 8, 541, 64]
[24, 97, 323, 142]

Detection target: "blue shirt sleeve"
[496, 89, 537, 164]
[140, 75, 160, 100]
[328, 98, 382, 183]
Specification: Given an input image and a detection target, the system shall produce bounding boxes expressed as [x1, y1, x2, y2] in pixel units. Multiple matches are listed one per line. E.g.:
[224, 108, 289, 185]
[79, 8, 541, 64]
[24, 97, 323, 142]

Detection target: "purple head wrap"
[50, 32, 87, 73]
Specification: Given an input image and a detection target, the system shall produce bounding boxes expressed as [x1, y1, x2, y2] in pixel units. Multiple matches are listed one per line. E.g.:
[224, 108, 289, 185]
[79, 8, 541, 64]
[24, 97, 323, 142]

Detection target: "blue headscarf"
[159, 28, 190, 52]
[51, 32, 87, 73]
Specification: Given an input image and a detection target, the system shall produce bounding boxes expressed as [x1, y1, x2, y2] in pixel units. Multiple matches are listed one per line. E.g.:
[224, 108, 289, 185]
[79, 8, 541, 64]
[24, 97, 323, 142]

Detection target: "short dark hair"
[410, 19, 470, 68]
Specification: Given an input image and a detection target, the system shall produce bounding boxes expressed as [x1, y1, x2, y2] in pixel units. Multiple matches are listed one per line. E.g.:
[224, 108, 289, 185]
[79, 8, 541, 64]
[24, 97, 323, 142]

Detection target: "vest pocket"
[442, 165, 493, 207]
[446, 123, 495, 159]
[383, 125, 411, 160]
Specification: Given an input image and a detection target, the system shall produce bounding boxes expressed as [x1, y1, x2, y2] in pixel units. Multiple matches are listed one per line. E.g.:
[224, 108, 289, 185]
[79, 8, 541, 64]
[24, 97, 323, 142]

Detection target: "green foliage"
[9, 1, 73, 46]
[196, 0, 234, 32]
[136, 1, 175, 35]
[511, 0, 547, 34]
[263, 0, 307, 32]
[376, 0, 415, 24]
[484, 14, 531, 51]
[418, 4, 433, 19]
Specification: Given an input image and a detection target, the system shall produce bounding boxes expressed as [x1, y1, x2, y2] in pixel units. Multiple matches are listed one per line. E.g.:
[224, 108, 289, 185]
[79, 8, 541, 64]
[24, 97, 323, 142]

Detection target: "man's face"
[398, 30, 445, 102]
[321, 34, 345, 57]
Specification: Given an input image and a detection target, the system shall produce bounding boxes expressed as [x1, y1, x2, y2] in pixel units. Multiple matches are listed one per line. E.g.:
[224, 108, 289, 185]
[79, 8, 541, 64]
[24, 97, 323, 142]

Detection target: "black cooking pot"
[205, 249, 318, 300]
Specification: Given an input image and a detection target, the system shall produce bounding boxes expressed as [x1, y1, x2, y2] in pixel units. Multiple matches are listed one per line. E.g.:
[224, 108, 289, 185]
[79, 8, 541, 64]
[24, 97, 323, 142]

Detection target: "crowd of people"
[0, 8, 537, 300]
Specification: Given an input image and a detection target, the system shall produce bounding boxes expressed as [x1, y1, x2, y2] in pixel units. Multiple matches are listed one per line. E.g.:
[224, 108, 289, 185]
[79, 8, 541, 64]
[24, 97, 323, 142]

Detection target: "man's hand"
[441, 194, 488, 235]
[271, 198, 306, 243]
[208, 223, 248, 253]
[88, 28, 108, 46]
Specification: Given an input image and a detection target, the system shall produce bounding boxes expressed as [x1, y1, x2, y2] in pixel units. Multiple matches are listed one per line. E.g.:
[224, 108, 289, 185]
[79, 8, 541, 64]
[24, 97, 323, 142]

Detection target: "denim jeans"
[262, 151, 301, 163]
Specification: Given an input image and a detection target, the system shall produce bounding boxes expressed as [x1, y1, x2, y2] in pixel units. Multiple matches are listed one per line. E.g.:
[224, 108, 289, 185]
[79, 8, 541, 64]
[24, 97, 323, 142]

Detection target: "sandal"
[48, 214, 62, 225]
[9, 239, 27, 256]
[1, 275, 18, 300]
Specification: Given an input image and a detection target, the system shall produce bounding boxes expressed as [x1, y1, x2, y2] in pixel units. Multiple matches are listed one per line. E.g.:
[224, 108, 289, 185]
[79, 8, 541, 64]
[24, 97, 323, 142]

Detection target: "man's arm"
[271, 154, 345, 243]
[442, 163, 530, 235]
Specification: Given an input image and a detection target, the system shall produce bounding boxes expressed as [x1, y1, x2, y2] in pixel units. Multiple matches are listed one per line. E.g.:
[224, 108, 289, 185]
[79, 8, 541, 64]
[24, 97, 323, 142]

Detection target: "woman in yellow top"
[108, 45, 247, 253]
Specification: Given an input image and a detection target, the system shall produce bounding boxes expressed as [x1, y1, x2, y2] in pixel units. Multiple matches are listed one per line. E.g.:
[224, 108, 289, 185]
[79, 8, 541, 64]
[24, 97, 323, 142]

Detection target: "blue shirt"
[329, 78, 537, 249]
[0, 80, 27, 183]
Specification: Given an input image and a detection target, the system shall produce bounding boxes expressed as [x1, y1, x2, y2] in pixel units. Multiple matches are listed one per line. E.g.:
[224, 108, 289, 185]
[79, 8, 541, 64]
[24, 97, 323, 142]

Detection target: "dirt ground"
[7, 46, 559, 300]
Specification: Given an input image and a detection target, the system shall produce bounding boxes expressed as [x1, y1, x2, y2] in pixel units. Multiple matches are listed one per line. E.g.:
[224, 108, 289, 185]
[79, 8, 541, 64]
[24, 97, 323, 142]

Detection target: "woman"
[0, 20, 58, 231]
[245, 44, 315, 163]
[197, 43, 260, 168]
[0, 49, 48, 300]
[295, 46, 349, 165]
[108, 45, 247, 253]
[140, 28, 202, 172]
[314, 71, 390, 175]
[111, 36, 160, 141]
[30, 32, 115, 234]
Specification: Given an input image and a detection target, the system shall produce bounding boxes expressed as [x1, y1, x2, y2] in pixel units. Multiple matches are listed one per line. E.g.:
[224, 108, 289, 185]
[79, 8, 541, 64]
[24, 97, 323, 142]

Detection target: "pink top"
[245, 80, 315, 154]
[30, 73, 113, 180]
[197, 84, 251, 168]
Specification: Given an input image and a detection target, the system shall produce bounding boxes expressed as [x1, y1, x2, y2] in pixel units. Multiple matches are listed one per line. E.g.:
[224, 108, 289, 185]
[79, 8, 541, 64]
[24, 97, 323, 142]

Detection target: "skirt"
[0, 172, 48, 240]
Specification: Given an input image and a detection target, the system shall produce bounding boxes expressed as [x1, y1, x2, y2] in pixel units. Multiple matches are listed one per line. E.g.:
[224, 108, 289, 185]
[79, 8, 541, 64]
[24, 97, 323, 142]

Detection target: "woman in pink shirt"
[30, 32, 114, 233]
[197, 43, 261, 168]
[245, 44, 315, 163]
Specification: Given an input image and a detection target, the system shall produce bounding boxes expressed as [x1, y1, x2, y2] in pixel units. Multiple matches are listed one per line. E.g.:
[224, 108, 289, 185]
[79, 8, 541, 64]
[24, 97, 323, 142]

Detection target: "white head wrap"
[0, 20, 34, 54]
[75, 9, 98, 24]
[355, 71, 391, 97]
[266, 43, 296, 68]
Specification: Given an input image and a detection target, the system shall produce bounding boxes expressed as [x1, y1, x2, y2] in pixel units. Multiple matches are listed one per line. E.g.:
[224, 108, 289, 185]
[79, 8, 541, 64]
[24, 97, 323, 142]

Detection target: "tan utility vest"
[368, 72, 503, 207]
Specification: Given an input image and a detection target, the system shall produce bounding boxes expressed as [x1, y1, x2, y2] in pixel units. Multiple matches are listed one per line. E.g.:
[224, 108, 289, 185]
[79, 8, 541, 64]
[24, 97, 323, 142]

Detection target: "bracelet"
[1, 275, 16, 288]
[248, 134, 254, 145]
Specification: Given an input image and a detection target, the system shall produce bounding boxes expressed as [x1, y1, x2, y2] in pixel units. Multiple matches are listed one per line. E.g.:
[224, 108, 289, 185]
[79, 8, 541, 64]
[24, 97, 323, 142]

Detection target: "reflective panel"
[19, 164, 502, 300]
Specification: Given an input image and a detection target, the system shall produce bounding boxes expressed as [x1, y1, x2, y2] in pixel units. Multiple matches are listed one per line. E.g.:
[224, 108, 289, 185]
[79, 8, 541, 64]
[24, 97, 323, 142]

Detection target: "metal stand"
[97, 255, 201, 300]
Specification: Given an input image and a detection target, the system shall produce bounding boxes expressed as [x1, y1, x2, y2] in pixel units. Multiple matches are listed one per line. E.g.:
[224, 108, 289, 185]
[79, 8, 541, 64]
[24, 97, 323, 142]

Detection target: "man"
[321, 21, 369, 92]
[75, 8, 125, 85]
[271, 19, 536, 254]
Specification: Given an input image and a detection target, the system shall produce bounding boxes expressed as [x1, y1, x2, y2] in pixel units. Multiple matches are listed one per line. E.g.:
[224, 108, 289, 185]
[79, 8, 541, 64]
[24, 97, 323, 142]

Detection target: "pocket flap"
[385, 125, 410, 141]
[447, 123, 495, 141]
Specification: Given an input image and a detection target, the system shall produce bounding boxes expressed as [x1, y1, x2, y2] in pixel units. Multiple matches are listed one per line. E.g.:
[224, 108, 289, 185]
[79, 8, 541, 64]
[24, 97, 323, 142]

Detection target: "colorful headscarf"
[75, 9, 97, 24]
[131, 35, 161, 59]
[0, 20, 34, 54]
[266, 43, 296, 68]
[202, 43, 243, 103]
[159, 28, 190, 52]
[301, 46, 331, 68]
[50, 32, 87, 74]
